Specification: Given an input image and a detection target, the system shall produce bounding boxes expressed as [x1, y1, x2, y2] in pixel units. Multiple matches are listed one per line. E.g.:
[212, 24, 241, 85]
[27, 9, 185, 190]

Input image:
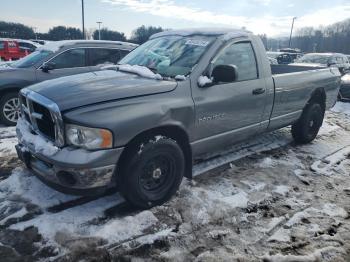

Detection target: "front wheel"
[0, 92, 21, 126]
[119, 136, 185, 209]
[291, 103, 324, 144]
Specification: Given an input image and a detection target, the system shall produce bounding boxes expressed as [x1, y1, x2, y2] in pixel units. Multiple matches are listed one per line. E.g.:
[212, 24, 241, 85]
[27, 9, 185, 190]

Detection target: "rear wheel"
[119, 136, 185, 209]
[291, 103, 324, 144]
[0, 92, 20, 126]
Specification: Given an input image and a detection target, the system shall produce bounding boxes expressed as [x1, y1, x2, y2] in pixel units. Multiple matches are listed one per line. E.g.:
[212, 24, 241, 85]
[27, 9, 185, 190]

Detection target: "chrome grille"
[20, 89, 65, 147]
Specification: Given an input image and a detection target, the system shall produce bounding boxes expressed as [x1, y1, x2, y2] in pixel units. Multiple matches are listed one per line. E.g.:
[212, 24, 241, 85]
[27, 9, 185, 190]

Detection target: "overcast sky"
[2, 0, 350, 37]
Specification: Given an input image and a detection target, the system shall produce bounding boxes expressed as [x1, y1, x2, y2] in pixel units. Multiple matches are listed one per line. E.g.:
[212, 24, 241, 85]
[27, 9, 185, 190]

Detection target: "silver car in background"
[0, 40, 138, 125]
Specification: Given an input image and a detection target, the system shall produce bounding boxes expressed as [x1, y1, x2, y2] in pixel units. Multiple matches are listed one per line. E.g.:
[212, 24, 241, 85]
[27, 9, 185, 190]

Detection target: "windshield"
[119, 35, 215, 77]
[296, 54, 331, 64]
[11, 50, 53, 68]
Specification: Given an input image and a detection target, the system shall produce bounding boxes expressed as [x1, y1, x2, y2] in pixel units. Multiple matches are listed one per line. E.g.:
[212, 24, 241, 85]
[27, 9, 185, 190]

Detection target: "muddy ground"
[0, 103, 350, 262]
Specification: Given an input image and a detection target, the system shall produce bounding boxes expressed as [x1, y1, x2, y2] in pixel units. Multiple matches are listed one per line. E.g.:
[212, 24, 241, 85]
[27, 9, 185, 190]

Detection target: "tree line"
[3, 18, 349, 54]
[262, 18, 350, 54]
[0, 21, 163, 44]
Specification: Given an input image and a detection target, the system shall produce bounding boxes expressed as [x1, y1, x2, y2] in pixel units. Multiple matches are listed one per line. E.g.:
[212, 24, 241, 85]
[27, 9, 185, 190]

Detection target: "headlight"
[66, 124, 113, 150]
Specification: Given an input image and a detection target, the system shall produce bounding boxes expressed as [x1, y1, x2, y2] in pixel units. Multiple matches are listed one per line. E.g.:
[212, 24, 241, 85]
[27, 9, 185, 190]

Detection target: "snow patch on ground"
[0, 126, 16, 139]
[322, 203, 348, 218]
[318, 121, 339, 135]
[11, 194, 121, 241]
[0, 168, 75, 208]
[93, 211, 158, 243]
[331, 102, 350, 115]
[0, 137, 17, 157]
[263, 246, 346, 262]
[261, 216, 286, 233]
[268, 228, 290, 242]
[0, 207, 27, 226]
[273, 185, 289, 196]
[311, 146, 350, 176]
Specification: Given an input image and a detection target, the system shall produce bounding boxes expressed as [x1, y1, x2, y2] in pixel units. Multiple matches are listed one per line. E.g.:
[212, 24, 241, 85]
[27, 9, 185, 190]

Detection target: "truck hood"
[27, 70, 177, 111]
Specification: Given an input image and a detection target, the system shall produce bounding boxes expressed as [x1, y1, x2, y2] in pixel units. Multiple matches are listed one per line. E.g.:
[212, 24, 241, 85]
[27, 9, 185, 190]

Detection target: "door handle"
[252, 88, 266, 95]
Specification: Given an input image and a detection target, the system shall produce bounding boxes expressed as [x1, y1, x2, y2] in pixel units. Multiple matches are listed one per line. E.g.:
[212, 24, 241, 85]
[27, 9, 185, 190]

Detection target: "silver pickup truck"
[16, 29, 340, 208]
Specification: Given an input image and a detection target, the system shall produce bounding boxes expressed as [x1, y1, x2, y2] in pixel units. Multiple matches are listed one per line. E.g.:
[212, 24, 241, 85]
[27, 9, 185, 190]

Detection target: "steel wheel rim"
[140, 154, 175, 192]
[308, 109, 321, 136]
[3, 98, 20, 123]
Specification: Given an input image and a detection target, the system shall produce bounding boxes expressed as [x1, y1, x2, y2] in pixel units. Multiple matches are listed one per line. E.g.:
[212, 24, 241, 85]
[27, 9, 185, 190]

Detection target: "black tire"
[291, 103, 324, 144]
[0, 92, 20, 126]
[119, 136, 185, 209]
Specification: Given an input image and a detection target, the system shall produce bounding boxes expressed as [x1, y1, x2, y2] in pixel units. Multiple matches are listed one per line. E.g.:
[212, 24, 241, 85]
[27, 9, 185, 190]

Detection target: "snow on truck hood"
[26, 69, 177, 111]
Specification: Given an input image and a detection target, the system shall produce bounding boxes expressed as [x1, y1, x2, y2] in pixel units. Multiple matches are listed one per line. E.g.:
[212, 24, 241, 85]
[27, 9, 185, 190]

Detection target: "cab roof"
[150, 28, 251, 40]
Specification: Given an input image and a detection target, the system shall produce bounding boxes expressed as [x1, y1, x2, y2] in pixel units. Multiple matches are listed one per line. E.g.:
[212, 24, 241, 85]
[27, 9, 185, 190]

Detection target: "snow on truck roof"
[150, 28, 251, 40]
[38, 40, 138, 52]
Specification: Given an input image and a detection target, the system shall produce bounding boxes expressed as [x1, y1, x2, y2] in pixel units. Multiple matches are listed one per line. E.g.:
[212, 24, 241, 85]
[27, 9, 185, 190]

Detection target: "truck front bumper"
[15, 142, 124, 196]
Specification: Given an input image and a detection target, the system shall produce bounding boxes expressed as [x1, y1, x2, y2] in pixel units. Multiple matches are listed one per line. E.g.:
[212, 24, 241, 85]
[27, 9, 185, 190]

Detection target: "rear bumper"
[16, 142, 124, 196]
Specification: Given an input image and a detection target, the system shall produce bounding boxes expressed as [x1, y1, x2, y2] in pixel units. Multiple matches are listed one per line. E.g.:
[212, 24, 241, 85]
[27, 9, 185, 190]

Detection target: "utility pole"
[81, 0, 85, 39]
[289, 17, 297, 48]
[33, 27, 38, 40]
[97, 21, 102, 40]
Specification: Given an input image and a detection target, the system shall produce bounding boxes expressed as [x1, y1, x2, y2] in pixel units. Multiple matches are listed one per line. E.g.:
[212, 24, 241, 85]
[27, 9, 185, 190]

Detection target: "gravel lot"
[0, 103, 350, 262]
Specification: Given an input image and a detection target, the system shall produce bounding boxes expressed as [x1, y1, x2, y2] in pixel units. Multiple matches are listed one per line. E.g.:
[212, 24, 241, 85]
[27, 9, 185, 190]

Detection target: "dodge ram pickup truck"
[16, 29, 341, 209]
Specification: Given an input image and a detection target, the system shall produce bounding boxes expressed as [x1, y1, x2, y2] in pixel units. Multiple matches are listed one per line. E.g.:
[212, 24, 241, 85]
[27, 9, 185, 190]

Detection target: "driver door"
[192, 41, 268, 153]
[36, 48, 91, 81]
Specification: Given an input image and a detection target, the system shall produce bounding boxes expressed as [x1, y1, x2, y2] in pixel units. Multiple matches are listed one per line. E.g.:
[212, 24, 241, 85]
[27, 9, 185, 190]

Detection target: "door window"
[50, 48, 86, 69]
[213, 42, 258, 82]
[119, 50, 130, 60]
[19, 42, 37, 52]
[89, 48, 122, 66]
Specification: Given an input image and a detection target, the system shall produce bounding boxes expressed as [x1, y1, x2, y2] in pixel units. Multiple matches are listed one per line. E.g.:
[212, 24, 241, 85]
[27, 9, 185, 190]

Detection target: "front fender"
[63, 91, 195, 148]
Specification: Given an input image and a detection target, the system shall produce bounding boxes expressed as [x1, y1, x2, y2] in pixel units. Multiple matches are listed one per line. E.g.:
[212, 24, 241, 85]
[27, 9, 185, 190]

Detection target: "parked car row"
[0, 38, 40, 61]
[267, 51, 295, 64]
[293, 53, 350, 75]
[0, 40, 138, 125]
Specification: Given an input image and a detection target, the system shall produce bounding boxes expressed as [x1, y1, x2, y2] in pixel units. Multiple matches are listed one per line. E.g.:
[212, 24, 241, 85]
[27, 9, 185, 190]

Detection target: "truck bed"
[271, 64, 325, 75]
[268, 64, 340, 132]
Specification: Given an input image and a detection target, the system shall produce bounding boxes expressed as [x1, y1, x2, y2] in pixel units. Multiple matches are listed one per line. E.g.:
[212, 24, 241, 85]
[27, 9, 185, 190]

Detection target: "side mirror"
[212, 64, 237, 83]
[41, 62, 55, 73]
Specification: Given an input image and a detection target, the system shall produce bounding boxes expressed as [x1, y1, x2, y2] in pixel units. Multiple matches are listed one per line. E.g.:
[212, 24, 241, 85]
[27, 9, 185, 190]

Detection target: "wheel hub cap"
[152, 168, 162, 179]
[3, 98, 20, 123]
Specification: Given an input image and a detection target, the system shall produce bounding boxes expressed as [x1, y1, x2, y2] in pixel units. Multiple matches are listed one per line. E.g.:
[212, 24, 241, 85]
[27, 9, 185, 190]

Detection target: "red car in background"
[0, 39, 31, 61]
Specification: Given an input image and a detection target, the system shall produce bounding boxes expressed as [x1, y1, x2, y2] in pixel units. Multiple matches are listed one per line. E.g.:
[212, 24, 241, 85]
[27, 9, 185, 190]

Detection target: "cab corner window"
[51, 48, 86, 69]
[213, 42, 258, 82]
